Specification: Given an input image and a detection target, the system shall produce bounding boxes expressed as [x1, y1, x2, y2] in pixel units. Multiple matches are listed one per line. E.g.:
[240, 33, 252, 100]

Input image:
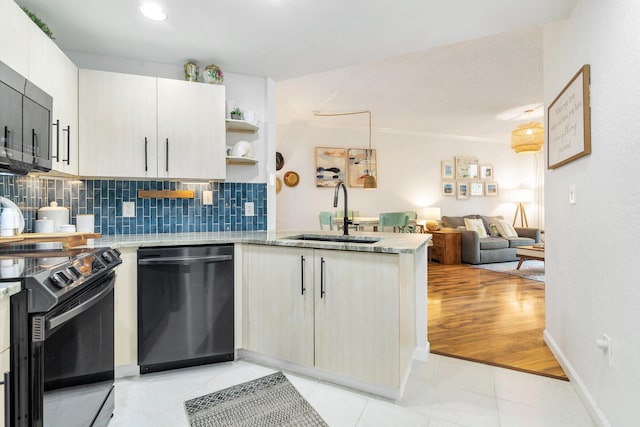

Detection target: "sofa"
[441, 214, 541, 265]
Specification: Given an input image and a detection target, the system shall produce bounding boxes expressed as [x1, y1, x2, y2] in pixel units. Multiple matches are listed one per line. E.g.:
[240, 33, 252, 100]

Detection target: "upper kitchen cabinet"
[28, 26, 79, 176]
[78, 69, 158, 178]
[79, 69, 226, 180]
[157, 78, 225, 180]
[0, 0, 29, 76]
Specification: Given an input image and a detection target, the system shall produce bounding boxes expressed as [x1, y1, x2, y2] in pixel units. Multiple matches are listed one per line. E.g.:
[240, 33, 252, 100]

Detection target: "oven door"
[32, 272, 115, 427]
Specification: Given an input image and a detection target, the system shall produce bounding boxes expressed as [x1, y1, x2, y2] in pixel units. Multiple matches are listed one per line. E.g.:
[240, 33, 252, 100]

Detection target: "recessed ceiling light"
[139, 3, 167, 21]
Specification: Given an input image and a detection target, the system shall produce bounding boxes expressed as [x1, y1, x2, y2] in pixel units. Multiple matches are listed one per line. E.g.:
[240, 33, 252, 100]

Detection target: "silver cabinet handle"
[47, 280, 114, 331]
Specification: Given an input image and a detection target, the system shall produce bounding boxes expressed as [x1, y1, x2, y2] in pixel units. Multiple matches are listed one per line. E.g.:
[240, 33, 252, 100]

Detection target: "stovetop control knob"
[52, 271, 71, 287]
[102, 252, 114, 263]
[67, 266, 81, 279]
[112, 248, 121, 256]
[49, 274, 64, 288]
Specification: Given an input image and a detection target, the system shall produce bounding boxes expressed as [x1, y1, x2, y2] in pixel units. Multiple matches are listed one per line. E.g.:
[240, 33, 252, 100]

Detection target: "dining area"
[319, 210, 425, 234]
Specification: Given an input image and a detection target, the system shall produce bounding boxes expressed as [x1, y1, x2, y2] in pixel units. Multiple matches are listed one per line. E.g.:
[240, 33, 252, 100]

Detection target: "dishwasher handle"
[138, 254, 233, 265]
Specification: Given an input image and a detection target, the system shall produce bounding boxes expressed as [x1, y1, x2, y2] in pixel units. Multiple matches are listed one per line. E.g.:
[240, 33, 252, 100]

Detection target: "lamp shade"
[511, 121, 544, 154]
[363, 174, 377, 189]
[510, 189, 534, 203]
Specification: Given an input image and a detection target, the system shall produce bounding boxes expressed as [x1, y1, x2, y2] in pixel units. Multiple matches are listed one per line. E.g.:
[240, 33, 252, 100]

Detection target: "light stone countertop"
[90, 230, 431, 254]
[0, 281, 22, 299]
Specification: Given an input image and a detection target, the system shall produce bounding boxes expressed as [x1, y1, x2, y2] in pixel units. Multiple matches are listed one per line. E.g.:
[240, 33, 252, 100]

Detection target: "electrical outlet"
[244, 202, 255, 216]
[595, 333, 613, 366]
[123, 202, 135, 218]
[569, 184, 576, 204]
[203, 191, 213, 205]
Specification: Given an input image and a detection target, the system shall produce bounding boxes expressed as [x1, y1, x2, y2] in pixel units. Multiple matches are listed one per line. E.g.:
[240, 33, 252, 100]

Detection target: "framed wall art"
[480, 164, 494, 180]
[485, 182, 499, 196]
[456, 182, 469, 200]
[548, 64, 591, 169]
[455, 156, 479, 179]
[441, 181, 455, 196]
[470, 181, 484, 196]
[347, 148, 377, 188]
[441, 160, 454, 179]
[315, 147, 346, 187]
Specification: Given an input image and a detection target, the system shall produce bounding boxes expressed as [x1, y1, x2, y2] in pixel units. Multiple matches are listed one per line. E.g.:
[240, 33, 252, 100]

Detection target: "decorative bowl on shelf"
[202, 64, 224, 84]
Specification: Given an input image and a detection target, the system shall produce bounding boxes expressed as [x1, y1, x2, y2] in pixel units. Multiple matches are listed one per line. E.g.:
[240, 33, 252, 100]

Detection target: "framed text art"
[315, 147, 346, 187]
[348, 148, 377, 188]
[455, 156, 479, 179]
[548, 64, 592, 169]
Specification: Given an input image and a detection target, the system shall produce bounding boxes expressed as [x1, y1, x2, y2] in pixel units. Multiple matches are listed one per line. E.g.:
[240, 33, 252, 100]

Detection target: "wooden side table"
[428, 230, 461, 264]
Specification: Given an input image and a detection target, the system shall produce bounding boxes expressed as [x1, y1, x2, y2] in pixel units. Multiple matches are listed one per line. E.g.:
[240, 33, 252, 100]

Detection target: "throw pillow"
[464, 218, 488, 238]
[488, 223, 500, 237]
[495, 219, 518, 238]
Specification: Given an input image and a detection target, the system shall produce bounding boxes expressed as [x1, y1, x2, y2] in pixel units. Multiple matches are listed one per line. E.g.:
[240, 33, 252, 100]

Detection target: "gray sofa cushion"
[479, 238, 509, 250]
[507, 237, 535, 248]
[442, 215, 479, 229]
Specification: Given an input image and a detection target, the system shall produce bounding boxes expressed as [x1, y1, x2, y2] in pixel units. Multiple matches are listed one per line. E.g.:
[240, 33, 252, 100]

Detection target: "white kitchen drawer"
[0, 297, 9, 353]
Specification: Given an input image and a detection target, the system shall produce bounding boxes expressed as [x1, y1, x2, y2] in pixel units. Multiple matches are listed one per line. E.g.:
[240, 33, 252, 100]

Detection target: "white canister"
[35, 219, 55, 233]
[37, 202, 69, 232]
[76, 214, 95, 233]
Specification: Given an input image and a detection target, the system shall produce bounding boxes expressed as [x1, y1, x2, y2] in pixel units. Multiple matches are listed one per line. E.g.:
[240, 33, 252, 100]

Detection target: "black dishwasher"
[137, 245, 234, 374]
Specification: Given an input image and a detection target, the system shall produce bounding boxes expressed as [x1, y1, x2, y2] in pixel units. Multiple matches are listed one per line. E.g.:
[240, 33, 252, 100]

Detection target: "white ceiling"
[15, 0, 577, 143]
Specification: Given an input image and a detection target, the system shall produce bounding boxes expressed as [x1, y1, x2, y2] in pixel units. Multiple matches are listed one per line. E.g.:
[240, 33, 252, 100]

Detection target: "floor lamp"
[511, 189, 534, 227]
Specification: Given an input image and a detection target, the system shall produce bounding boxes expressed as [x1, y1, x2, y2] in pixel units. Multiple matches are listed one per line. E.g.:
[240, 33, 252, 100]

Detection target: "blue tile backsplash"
[0, 176, 267, 235]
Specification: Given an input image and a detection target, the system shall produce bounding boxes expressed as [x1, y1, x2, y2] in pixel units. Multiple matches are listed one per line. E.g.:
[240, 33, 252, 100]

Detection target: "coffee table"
[515, 245, 545, 269]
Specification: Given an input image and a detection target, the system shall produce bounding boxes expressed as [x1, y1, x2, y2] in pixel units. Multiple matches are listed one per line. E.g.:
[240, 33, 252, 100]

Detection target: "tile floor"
[110, 354, 596, 427]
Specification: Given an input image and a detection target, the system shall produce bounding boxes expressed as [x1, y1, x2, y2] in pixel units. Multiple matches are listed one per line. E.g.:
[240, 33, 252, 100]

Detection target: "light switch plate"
[569, 184, 576, 204]
[123, 202, 135, 217]
[244, 202, 255, 216]
[203, 191, 213, 205]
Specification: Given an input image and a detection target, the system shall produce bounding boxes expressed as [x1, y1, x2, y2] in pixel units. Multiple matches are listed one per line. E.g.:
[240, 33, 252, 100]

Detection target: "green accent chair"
[319, 211, 335, 230]
[379, 212, 410, 233]
[404, 211, 419, 233]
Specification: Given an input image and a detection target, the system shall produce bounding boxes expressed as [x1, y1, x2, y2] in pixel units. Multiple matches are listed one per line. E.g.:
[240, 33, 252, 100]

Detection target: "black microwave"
[0, 60, 52, 175]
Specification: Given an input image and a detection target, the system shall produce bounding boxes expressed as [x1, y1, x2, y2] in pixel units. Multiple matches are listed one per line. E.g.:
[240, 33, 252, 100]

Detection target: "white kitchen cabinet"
[79, 69, 226, 179]
[0, 0, 29, 77]
[243, 245, 315, 366]
[314, 249, 400, 387]
[243, 244, 406, 389]
[79, 69, 158, 178]
[114, 247, 138, 367]
[0, 347, 8, 427]
[28, 27, 79, 175]
[157, 78, 225, 179]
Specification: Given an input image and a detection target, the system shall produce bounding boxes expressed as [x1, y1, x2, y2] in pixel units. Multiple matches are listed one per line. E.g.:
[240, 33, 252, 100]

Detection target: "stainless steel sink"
[285, 234, 381, 244]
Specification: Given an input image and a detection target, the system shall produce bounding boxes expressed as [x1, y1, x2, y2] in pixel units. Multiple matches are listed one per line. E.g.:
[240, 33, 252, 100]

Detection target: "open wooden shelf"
[226, 156, 258, 165]
[0, 232, 102, 248]
[225, 119, 259, 132]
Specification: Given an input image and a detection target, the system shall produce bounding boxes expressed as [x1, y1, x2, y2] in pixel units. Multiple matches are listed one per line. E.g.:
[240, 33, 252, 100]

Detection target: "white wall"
[543, 2, 640, 426]
[276, 122, 539, 231]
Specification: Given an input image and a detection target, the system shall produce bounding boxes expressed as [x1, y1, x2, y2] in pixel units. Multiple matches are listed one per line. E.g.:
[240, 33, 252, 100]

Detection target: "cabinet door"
[114, 248, 138, 367]
[79, 69, 157, 177]
[28, 20, 79, 175]
[0, 348, 8, 427]
[243, 245, 314, 366]
[157, 78, 225, 179]
[314, 250, 400, 388]
[0, 0, 29, 76]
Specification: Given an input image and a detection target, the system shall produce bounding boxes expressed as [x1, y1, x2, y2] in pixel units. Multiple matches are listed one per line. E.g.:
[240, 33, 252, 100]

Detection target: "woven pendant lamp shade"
[511, 121, 544, 154]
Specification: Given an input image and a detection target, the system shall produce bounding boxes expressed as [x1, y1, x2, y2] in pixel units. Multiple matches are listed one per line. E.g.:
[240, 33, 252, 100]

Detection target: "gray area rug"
[184, 371, 328, 427]
[472, 260, 545, 282]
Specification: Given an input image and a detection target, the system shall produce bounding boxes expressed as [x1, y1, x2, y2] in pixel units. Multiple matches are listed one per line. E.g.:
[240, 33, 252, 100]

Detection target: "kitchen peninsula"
[93, 230, 430, 399]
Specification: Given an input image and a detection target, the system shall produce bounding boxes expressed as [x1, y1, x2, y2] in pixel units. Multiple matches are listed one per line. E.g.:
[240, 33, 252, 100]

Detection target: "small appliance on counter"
[0, 196, 25, 236]
[37, 201, 70, 232]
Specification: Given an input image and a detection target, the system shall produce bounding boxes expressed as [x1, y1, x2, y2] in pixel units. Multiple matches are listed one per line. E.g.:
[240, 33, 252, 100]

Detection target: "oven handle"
[138, 254, 232, 265]
[47, 280, 115, 331]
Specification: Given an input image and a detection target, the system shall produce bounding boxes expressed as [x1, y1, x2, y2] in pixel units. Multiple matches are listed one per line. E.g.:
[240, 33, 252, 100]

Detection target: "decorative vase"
[183, 62, 199, 82]
[202, 64, 224, 84]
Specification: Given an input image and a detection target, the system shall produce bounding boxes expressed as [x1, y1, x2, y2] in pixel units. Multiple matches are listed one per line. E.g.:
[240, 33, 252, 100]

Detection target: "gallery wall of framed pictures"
[441, 157, 499, 200]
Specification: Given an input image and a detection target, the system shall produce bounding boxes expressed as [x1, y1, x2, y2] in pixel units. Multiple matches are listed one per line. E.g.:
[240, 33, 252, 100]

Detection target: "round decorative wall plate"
[276, 177, 282, 193]
[276, 152, 284, 171]
[283, 171, 300, 187]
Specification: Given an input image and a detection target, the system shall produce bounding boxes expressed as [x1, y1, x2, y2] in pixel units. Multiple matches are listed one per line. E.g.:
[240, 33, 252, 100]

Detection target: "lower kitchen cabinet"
[1, 293, 8, 427]
[0, 347, 8, 427]
[242, 244, 405, 389]
[114, 247, 138, 367]
[243, 245, 314, 366]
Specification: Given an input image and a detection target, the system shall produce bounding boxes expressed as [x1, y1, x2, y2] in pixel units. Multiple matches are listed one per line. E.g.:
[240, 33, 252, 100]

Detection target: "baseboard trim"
[115, 364, 139, 379]
[238, 349, 403, 400]
[544, 330, 611, 427]
[413, 343, 430, 362]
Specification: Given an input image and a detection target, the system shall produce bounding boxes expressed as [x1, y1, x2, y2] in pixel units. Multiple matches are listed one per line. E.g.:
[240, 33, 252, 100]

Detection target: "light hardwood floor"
[428, 262, 567, 380]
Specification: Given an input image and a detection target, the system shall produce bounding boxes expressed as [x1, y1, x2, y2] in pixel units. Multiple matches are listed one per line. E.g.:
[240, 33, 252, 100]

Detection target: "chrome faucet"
[333, 181, 352, 235]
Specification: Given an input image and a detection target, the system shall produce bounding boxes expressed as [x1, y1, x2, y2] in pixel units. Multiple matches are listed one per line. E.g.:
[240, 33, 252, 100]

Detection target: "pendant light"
[313, 110, 377, 189]
[511, 109, 544, 154]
